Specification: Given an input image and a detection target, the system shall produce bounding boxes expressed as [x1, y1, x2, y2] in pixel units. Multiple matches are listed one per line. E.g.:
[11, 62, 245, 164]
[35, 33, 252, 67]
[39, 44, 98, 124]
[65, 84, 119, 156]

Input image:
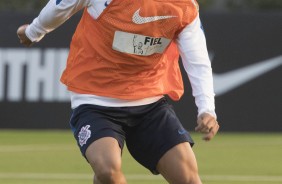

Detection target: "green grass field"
[0, 130, 281, 184]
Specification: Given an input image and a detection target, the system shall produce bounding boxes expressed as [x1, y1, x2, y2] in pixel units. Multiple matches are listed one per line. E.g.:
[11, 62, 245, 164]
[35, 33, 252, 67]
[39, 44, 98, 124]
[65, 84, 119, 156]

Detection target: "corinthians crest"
[78, 125, 91, 146]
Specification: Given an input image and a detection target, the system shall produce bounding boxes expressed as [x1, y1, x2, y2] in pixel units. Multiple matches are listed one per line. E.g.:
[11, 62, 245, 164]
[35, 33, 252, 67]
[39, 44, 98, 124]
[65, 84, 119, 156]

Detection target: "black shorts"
[69, 97, 194, 174]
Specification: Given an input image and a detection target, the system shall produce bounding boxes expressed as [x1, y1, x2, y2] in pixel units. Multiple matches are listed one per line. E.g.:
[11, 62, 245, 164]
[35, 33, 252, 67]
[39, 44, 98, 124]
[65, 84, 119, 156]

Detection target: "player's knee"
[183, 166, 201, 184]
[187, 172, 201, 184]
[175, 161, 201, 184]
[175, 172, 200, 184]
[95, 169, 121, 183]
[93, 164, 125, 184]
[185, 163, 201, 184]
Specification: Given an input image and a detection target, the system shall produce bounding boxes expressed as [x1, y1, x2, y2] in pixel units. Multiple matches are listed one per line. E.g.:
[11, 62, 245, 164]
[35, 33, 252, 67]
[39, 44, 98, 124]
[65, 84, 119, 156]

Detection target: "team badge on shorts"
[78, 125, 91, 147]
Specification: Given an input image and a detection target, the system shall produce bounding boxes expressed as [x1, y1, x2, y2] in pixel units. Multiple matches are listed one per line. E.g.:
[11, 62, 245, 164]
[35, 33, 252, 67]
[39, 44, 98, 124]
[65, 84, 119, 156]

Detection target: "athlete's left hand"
[17, 24, 33, 47]
[195, 113, 219, 141]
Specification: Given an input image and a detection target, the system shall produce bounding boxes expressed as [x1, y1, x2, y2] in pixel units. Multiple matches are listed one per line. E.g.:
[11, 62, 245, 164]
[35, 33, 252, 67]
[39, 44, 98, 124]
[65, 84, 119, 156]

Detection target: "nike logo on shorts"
[178, 129, 187, 135]
[132, 8, 177, 24]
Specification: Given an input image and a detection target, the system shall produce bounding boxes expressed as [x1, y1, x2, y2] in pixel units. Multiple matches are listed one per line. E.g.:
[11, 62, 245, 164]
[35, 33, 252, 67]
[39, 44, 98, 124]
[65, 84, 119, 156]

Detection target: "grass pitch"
[0, 130, 281, 184]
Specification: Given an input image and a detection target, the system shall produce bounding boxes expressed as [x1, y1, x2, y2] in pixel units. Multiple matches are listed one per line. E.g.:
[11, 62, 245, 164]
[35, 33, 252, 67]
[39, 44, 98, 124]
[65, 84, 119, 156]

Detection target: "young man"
[17, 0, 219, 183]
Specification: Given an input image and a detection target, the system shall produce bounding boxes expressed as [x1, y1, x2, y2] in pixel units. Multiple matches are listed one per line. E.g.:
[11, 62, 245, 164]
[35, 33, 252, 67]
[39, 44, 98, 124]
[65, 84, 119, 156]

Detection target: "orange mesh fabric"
[61, 0, 198, 100]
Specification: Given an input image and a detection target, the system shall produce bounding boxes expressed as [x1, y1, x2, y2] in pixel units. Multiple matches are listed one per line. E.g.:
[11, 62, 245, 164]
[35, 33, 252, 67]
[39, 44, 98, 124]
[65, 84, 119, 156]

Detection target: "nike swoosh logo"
[104, 0, 110, 7]
[213, 55, 282, 95]
[56, 0, 63, 5]
[132, 9, 177, 24]
[178, 129, 187, 135]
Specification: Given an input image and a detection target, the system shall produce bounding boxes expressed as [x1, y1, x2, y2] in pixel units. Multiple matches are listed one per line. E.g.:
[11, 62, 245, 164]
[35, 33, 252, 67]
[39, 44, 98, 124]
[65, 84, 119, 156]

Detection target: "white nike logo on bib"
[132, 9, 177, 24]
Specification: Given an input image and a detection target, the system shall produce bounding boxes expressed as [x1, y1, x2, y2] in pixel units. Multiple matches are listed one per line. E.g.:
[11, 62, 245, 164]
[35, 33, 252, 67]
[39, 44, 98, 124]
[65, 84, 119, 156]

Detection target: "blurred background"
[1, 0, 282, 13]
[0, 1, 282, 184]
[0, 0, 281, 131]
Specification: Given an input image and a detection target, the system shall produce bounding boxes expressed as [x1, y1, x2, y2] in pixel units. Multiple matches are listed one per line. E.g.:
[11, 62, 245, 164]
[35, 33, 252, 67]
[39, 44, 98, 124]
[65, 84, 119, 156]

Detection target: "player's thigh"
[86, 137, 123, 173]
[125, 98, 194, 174]
[157, 142, 200, 183]
[69, 104, 126, 172]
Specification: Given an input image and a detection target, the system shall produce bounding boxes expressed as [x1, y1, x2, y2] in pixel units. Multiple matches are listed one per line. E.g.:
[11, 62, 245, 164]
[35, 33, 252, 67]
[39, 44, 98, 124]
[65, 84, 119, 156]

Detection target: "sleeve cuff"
[198, 109, 217, 120]
[25, 23, 46, 42]
[196, 96, 217, 119]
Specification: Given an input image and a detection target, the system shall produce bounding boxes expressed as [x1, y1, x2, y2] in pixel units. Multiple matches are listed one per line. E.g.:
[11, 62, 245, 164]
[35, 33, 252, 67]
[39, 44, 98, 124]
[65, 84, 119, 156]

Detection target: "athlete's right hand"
[17, 24, 33, 47]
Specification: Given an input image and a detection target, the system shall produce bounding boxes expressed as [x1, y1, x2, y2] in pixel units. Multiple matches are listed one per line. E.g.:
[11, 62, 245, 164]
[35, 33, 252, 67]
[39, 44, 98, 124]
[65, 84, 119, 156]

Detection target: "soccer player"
[17, 0, 219, 183]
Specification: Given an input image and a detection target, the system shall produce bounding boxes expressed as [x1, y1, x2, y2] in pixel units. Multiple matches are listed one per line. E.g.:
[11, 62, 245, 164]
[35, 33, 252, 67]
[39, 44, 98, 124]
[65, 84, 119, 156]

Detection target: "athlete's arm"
[177, 15, 215, 118]
[17, 0, 90, 46]
[176, 15, 219, 140]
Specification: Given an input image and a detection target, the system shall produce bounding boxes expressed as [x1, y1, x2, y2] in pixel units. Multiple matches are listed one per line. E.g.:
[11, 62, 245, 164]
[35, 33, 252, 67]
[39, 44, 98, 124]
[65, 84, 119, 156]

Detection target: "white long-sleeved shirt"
[25, 0, 216, 118]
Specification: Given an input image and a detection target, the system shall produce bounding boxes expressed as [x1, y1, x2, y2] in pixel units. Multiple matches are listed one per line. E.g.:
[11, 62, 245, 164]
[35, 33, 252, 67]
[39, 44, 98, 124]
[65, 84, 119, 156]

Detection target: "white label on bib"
[112, 31, 171, 56]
